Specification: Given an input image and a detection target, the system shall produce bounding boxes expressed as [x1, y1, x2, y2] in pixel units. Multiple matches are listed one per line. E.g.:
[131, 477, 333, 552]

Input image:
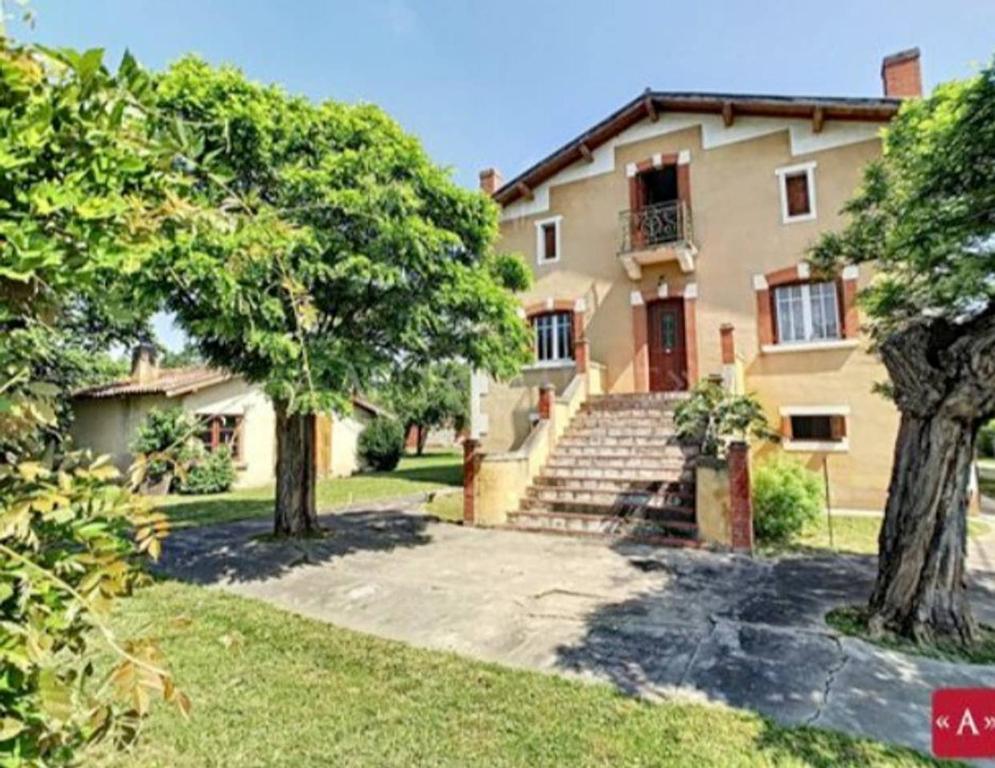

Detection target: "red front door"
[647, 298, 688, 392]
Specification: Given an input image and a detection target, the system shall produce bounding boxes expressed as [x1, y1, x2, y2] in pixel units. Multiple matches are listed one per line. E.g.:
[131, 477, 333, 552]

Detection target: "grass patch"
[423, 490, 464, 523]
[763, 514, 990, 557]
[157, 451, 462, 529]
[827, 604, 995, 665]
[91, 581, 940, 767]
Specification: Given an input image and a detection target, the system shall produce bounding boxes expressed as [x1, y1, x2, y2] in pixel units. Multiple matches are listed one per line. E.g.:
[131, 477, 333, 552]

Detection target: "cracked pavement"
[161, 503, 995, 757]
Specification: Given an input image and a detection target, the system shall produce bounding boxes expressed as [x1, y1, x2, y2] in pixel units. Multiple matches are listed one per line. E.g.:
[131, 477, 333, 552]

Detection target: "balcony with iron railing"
[617, 200, 697, 278]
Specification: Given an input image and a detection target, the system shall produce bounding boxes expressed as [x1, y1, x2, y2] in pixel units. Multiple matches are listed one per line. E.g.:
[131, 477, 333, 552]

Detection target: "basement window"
[780, 407, 849, 452]
[775, 162, 817, 223]
[534, 216, 562, 264]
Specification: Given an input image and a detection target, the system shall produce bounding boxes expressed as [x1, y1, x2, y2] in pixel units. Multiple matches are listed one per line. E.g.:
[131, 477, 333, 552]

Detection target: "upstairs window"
[198, 414, 243, 461]
[534, 216, 562, 264]
[532, 311, 573, 363]
[773, 281, 840, 344]
[775, 162, 817, 223]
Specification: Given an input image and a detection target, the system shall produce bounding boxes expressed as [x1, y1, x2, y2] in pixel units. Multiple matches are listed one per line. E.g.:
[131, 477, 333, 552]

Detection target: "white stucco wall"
[181, 378, 276, 489]
[330, 407, 375, 477]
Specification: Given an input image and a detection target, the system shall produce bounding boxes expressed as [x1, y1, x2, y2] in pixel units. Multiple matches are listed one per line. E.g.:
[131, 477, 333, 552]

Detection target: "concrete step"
[507, 508, 700, 547]
[546, 453, 694, 471]
[526, 486, 696, 514]
[533, 474, 695, 499]
[554, 441, 696, 457]
[520, 498, 696, 527]
[584, 393, 690, 412]
[564, 426, 683, 440]
[569, 414, 677, 428]
[542, 463, 695, 482]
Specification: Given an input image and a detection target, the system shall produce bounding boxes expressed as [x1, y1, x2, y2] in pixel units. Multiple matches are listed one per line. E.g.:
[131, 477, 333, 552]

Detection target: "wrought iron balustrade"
[618, 200, 692, 254]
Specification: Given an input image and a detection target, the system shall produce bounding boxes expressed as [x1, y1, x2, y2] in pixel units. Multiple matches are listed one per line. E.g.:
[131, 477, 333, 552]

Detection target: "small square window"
[784, 173, 811, 217]
[781, 410, 849, 452]
[775, 163, 817, 224]
[534, 216, 562, 264]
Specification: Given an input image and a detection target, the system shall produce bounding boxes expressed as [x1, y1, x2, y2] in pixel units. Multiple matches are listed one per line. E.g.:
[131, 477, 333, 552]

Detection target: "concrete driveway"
[162, 501, 995, 758]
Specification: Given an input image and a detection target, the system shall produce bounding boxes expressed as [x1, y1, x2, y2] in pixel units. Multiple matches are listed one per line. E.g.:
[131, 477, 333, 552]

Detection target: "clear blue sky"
[11, 0, 993, 348]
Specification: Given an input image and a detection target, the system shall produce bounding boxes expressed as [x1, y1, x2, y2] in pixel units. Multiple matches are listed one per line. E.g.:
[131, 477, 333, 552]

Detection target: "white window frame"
[534, 215, 562, 265]
[531, 311, 573, 365]
[779, 405, 850, 453]
[775, 161, 817, 224]
[773, 281, 841, 345]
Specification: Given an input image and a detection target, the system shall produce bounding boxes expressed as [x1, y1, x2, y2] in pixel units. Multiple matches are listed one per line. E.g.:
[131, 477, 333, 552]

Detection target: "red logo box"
[933, 688, 995, 758]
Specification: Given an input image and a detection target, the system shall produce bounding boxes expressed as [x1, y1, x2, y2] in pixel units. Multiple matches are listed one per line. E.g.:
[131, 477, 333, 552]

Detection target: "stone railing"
[464, 363, 601, 526]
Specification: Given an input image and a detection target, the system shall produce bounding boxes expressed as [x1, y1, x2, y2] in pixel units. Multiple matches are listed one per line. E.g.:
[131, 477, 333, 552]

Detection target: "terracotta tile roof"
[74, 367, 232, 399]
[494, 90, 901, 207]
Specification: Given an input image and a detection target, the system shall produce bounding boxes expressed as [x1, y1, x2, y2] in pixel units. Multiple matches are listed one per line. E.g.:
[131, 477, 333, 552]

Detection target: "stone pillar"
[538, 383, 555, 421]
[463, 439, 478, 525]
[727, 441, 754, 553]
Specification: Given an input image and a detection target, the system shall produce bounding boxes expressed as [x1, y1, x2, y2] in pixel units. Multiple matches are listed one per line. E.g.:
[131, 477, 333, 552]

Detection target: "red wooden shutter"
[785, 173, 810, 216]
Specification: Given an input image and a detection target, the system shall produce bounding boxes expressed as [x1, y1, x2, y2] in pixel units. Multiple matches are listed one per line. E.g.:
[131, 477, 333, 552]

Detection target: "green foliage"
[752, 458, 825, 543]
[386, 361, 468, 452]
[979, 421, 995, 458]
[674, 381, 777, 458]
[0, 456, 186, 765]
[142, 57, 532, 419]
[130, 408, 199, 487]
[178, 446, 236, 495]
[0, 39, 192, 764]
[358, 418, 405, 472]
[809, 61, 995, 337]
[158, 344, 204, 369]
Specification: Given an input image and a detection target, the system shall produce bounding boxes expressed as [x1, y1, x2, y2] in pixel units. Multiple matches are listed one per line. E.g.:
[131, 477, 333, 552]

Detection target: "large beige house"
[464, 49, 964, 545]
[72, 346, 386, 489]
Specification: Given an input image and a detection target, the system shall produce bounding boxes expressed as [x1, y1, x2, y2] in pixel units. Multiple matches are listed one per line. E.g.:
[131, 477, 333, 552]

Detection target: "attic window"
[775, 162, 817, 223]
[535, 216, 562, 264]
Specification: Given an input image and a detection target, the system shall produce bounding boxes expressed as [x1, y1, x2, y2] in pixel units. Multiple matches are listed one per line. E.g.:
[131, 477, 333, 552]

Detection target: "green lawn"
[157, 451, 462, 529]
[772, 514, 990, 556]
[92, 581, 938, 767]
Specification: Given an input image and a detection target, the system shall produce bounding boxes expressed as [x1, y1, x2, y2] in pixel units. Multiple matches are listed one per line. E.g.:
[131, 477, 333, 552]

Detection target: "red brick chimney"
[479, 167, 503, 196]
[881, 48, 922, 98]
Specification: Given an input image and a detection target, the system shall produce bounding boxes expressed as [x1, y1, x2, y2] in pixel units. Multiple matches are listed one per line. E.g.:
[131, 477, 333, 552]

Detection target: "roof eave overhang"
[493, 92, 901, 207]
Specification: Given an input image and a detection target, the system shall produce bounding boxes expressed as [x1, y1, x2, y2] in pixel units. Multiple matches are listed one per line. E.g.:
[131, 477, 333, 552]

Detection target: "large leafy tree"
[386, 361, 469, 455]
[811, 61, 995, 645]
[0, 40, 190, 763]
[146, 58, 530, 536]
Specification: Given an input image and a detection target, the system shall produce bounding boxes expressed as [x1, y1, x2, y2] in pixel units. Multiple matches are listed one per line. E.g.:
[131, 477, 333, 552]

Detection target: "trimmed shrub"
[358, 417, 405, 471]
[130, 407, 197, 488]
[179, 445, 237, 494]
[980, 421, 995, 459]
[752, 457, 825, 543]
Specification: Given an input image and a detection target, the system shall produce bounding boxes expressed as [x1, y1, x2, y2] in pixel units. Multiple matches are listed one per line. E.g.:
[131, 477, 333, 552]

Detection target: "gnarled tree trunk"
[869, 314, 995, 645]
[274, 403, 319, 537]
[870, 412, 978, 643]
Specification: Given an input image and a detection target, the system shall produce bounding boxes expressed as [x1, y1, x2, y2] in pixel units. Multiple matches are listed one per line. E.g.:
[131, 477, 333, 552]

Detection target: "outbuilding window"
[198, 414, 243, 461]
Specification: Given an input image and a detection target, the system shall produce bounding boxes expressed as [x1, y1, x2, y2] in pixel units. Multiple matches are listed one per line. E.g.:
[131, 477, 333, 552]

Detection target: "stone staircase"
[507, 392, 700, 547]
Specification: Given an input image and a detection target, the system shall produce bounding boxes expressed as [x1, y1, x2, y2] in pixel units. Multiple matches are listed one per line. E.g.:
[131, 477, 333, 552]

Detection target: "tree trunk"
[416, 424, 428, 456]
[869, 412, 978, 644]
[868, 313, 995, 646]
[273, 403, 319, 537]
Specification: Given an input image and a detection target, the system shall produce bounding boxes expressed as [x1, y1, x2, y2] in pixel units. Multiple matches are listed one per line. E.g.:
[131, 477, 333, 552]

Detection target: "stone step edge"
[515, 502, 697, 528]
[504, 521, 702, 549]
